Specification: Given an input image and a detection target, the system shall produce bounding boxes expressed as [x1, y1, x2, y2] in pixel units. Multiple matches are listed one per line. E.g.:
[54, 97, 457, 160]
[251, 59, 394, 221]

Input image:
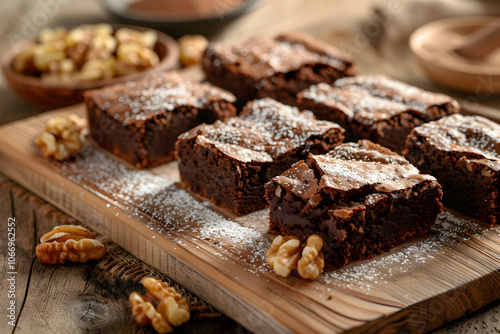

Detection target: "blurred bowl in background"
[1, 24, 179, 110]
[100, 0, 259, 39]
[410, 16, 500, 95]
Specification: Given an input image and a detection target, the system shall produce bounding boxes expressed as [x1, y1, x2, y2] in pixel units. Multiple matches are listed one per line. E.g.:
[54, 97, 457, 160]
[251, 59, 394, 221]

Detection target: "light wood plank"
[0, 104, 499, 333]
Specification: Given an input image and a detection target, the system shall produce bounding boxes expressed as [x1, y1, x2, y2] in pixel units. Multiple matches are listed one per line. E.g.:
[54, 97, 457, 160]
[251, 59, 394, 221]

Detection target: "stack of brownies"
[84, 31, 500, 268]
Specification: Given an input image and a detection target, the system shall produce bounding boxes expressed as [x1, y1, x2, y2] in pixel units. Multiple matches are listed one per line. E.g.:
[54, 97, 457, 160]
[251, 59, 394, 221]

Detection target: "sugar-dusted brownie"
[202, 31, 354, 106]
[265, 140, 443, 267]
[404, 114, 500, 226]
[176, 98, 345, 215]
[84, 72, 236, 168]
[297, 74, 459, 153]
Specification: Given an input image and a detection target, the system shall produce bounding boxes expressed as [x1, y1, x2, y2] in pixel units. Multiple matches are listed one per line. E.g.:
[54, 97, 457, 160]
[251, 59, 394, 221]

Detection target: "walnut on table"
[266, 234, 325, 280]
[129, 277, 191, 333]
[36, 225, 106, 265]
[178, 34, 208, 67]
[35, 114, 86, 161]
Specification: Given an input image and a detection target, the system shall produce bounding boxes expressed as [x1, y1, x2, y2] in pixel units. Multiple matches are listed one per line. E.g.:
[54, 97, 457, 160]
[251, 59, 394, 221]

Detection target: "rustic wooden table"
[0, 0, 499, 333]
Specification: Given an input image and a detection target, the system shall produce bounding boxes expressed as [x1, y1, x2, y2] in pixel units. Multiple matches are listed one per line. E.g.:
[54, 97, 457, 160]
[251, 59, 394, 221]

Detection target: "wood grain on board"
[0, 174, 243, 334]
[0, 105, 499, 333]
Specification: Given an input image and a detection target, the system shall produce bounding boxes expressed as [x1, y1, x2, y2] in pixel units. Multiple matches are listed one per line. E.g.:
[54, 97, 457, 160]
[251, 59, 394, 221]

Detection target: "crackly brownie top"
[410, 114, 500, 162]
[272, 140, 437, 205]
[299, 74, 459, 124]
[180, 98, 343, 162]
[204, 32, 353, 82]
[85, 72, 236, 125]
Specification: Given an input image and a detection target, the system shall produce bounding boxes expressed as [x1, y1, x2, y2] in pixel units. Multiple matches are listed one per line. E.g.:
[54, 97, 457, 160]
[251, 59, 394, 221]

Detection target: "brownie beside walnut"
[405, 114, 500, 226]
[176, 98, 345, 215]
[297, 74, 459, 153]
[84, 72, 236, 168]
[202, 31, 354, 106]
[265, 140, 443, 267]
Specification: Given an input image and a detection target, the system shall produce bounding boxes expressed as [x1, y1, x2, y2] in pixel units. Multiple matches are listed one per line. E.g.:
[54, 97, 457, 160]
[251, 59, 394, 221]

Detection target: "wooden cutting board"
[0, 105, 499, 334]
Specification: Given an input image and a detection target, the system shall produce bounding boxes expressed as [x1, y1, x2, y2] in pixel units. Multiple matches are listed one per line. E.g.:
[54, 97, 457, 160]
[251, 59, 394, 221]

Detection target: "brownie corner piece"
[265, 139, 443, 267]
[202, 32, 354, 106]
[176, 98, 345, 215]
[84, 72, 236, 168]
[296, 74, 459, 153]
[404, 114, 500, 225]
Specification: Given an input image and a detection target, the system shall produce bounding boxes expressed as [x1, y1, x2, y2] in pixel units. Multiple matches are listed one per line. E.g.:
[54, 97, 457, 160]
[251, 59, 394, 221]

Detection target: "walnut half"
[266, 234, 325, 280]
[178, 34, 208, 67]
[297, 234, 325, 280]
[266, 235, 302, 277]
[35, 224, 106, 264]
[130, 277, 191, 333]
[35, 114, 86, 161]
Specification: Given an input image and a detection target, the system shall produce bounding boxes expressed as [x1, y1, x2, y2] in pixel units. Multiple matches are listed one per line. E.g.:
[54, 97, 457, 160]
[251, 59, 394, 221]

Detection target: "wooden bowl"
[410, 16, 500, 94]
[1, 24, 180, 110]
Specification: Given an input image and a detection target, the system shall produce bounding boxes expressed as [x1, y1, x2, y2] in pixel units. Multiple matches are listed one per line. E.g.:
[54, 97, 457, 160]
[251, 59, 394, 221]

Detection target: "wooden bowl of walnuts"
[1, 24, 179, 110]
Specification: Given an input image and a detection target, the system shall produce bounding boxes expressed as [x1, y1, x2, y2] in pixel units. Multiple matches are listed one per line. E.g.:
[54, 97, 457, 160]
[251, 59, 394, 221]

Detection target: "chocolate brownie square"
[84, 72, 236, 168]
[265, 140, 443, 267]
[297, 74, 459, 153]
[404, 114, 500, 226]
[175, 98, 345, 215]
[202, 31, 354, 107]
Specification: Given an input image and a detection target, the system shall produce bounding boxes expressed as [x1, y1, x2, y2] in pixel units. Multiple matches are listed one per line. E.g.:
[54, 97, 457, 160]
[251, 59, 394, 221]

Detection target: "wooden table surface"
[0, 0, 499, 333]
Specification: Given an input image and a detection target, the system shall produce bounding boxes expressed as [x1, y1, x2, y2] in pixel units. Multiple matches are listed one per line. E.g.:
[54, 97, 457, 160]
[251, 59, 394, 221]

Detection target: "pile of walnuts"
[13, 24, 159, 84]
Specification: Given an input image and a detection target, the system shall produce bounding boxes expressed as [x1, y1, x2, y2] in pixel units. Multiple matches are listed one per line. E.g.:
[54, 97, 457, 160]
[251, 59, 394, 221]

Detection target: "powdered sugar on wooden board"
[58, 146, 494, 291]
[321, 211, 490, 296]
[60, 148, 271, 271]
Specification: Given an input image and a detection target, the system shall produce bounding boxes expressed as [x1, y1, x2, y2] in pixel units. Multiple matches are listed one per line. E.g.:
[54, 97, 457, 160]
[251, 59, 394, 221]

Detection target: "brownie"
[297, 74, 460, 153]
[202, 31, 354, 107]
[265, 140, 443, 267]
[404, 114, 500, 226]
[175, 98, 345, 215]
[84, 72, 236, 168]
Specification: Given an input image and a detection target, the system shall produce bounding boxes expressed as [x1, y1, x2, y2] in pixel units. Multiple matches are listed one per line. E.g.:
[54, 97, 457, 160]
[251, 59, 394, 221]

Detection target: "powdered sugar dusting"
[336, 74, 457, 111]
[275, 141, 429, 200]
[303, 83, 408, 123]
[87, 72, 235, 125]
[197, 98, 342, 159]
[60, 147, 270, 271]
[62, 150, 173, 203]
[321, 211, 488, 292]
[208, 37, 347, 81]
[411, 114, 500, 161]
[301, 74, 458, 124]
[57, 145, 496, 293]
